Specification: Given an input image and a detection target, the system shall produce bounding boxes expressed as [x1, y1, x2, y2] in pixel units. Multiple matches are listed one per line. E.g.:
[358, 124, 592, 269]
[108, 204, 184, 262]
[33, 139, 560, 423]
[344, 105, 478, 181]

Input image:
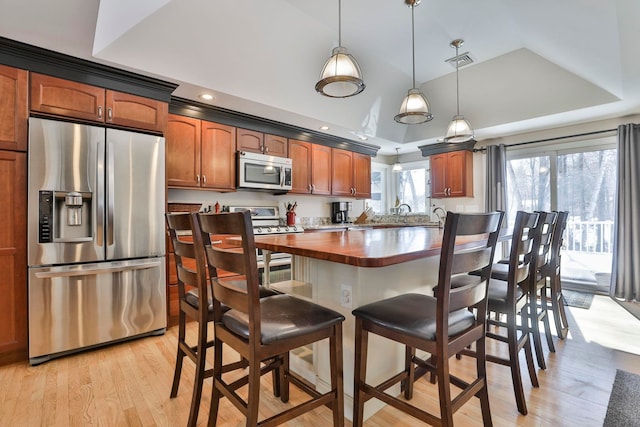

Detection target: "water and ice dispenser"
[38, 190, 93, 243]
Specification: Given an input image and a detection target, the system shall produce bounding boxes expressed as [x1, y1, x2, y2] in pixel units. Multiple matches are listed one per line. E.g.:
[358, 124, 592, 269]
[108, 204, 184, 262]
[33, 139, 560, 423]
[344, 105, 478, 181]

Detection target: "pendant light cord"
[338, 0, 342, 46]
[411, 4, 416, 89]
[455, 42, 460, 115]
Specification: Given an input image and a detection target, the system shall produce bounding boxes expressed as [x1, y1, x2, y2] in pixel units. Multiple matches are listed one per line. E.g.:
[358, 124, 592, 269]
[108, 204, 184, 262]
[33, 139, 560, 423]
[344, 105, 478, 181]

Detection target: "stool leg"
[550, 274, 569, 339]
[170, 310, 187, 398]
[353, 318, 368, 427]
[330, 324, 345, 427]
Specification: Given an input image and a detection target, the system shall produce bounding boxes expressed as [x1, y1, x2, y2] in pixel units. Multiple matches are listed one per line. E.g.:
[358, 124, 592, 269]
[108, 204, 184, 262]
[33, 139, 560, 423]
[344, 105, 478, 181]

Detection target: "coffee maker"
[331, 201, 352, 223]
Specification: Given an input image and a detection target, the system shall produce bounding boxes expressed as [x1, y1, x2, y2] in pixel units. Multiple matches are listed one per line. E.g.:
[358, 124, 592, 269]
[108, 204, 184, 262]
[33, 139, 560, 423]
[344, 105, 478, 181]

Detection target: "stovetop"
[226, 205, 304, 235]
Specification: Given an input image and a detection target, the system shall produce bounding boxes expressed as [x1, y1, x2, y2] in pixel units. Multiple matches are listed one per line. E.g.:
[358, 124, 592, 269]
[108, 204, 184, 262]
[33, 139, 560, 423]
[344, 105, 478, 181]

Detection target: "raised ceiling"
[1, 0, 639, 155]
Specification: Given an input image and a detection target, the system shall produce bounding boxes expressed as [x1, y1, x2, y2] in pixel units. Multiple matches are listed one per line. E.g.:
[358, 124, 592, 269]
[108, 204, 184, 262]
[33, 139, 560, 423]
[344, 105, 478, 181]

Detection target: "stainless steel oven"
[226, 206, 303, 285]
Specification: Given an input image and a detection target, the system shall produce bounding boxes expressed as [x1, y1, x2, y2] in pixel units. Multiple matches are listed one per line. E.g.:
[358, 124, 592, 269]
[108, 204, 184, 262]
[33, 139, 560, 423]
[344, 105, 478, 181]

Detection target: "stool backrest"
[436, 211, 504, 317]
[193, 211, 261, 332]
[549, 211, 569, 270]
[165, 212, 210, 317]
[508, 211, 541, 289]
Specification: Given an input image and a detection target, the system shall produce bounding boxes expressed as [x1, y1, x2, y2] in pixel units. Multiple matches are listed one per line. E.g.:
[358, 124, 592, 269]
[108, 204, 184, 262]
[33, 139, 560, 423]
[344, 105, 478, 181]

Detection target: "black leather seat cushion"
[222, 294, 345, 345]
[185, 285, 279, 312]
[487, 279, 524, 313]
[352, 293, 476, 341]
[470, 262, 510, 281]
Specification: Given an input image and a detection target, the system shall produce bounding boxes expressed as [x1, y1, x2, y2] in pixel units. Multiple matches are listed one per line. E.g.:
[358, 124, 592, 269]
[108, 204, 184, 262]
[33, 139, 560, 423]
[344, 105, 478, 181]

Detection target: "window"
[367, 160, 430, 214]
[505, 136, 616, 293]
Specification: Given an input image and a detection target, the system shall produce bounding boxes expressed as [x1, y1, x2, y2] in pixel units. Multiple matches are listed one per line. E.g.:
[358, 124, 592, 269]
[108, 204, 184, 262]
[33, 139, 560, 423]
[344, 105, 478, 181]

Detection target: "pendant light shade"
[392, 147, 403, 171]
[316, 0, 365, 98]
[395, 0, 433, 125]
[444, 39, 474, 142]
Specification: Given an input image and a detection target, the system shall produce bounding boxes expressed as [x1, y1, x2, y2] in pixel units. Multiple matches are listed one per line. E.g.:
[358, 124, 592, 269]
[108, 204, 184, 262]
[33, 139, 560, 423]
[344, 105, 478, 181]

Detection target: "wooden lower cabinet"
[0, 150, 27, 364]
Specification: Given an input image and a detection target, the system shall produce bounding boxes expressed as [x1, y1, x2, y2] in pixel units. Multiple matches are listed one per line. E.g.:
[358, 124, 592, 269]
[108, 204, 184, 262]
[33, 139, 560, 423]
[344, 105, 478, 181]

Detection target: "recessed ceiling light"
[319, 125, 330, 131]
[199, 93, 215, 101]
[357, 135, 368, 141]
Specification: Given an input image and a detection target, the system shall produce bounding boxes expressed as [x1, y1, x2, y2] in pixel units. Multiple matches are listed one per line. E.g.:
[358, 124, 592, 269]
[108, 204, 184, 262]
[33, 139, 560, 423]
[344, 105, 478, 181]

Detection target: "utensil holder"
[286, 211, 296, 226]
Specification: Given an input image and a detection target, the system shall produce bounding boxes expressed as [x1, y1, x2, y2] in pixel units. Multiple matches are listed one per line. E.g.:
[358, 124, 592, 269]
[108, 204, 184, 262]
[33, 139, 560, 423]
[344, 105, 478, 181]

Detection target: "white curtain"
[611, 124, 640, 301]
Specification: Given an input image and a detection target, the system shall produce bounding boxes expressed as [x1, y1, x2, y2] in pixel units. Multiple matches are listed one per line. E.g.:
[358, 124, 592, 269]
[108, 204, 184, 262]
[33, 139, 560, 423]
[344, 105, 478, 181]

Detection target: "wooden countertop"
[254, 227, 450, 268]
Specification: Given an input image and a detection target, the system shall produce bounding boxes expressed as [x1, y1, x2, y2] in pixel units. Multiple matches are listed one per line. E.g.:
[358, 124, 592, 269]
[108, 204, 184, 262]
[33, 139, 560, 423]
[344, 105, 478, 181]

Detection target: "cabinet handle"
[202, 175, 207, 184]
[312, 184, 316, 193]
[196, 174, 200, 184]
[107, 107, 113, 122]
[264, 146, 268, 154]
[97, 106, 103, 119]
[308, 184, 312, 193]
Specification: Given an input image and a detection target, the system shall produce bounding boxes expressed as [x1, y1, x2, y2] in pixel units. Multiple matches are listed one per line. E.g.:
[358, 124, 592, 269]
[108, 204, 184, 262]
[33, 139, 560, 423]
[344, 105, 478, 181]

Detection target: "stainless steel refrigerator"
[27, 117, 166, 365]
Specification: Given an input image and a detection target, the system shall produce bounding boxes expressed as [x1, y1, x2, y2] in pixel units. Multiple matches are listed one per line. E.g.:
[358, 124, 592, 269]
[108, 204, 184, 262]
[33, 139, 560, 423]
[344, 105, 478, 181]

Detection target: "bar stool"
[165, 212, 215, 427]
[194, 211, 346, 426]
[540, 211, 570, 339]
[469, 211, 541, 415]
[352, 211, 503, 426]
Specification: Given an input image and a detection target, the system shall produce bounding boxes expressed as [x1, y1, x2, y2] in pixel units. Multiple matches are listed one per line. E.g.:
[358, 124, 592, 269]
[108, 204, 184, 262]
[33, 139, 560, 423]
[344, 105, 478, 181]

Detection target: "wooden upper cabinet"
[166, 114, 201, 188]
[288, 139, 331, 195]
[30, 73, 167, 133]
[430, 150, 473, 198]
[0, 150, 27, 362]
[353, 152, 372, 199]
[0, 65, 28, 152]
[264, 134, 288, 157]
[331, 148, 371, 198]
[331, 148, 354, 197]
[311, 144, 332, 195]
[30, 73, 104, 122]
[236, 128, 264, 153]
[105, 90, 167, 133]
[201, 121, 236, 191]
[288, 139, 312, 194]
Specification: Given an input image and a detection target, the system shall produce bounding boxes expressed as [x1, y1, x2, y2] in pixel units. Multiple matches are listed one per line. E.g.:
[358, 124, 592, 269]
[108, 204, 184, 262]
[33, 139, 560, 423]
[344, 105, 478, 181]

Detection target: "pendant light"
[394, 0, 433, 125]
[315, 0, 365, 98]
[444, 39, 475, 142]
[392, 148, 403, 171]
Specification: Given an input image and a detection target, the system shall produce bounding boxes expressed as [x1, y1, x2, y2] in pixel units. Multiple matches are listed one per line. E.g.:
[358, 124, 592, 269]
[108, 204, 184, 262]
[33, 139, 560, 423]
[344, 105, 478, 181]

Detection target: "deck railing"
[566, 219, 614, 254]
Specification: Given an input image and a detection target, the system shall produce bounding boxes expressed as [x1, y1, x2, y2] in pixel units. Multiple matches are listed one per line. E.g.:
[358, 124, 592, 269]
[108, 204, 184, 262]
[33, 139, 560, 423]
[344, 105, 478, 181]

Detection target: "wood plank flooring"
[1, 295, 639, 427]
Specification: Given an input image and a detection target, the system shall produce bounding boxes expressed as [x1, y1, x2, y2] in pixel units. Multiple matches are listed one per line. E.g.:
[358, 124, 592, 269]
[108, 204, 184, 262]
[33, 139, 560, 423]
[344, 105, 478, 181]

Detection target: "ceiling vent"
[445, 52, 474, 68]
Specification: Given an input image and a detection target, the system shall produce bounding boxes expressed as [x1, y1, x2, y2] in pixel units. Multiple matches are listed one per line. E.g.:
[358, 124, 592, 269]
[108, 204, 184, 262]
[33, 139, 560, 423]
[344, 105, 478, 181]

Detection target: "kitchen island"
[255, 226, 481, 421]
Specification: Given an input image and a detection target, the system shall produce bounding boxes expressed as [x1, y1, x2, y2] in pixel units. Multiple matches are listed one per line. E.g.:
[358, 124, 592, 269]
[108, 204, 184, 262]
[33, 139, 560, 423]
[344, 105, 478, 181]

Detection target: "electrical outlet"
[340, 284, 352, 308]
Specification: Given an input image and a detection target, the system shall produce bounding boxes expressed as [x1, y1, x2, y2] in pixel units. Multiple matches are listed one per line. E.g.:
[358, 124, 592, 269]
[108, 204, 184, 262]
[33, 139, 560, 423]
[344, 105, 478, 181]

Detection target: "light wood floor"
[1, 295, 639, 427]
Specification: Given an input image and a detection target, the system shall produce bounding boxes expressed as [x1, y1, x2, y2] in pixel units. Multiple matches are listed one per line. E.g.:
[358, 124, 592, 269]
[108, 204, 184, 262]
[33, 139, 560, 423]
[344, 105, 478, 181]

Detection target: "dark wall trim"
[0, 36, 177, 102]
[418, 139, 476, 157]
[170, 97, 381, 157]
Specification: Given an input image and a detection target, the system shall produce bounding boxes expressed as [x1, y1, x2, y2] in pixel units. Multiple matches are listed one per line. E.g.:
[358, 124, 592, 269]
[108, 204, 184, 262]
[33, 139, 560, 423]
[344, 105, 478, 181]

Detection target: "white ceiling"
[1, 0, 639, 155]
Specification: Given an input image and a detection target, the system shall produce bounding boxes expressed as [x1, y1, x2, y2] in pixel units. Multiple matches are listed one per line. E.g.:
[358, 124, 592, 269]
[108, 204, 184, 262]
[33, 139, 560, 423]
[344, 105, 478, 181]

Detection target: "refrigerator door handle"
[106, 143, 115, 246]
[34, 260, 162, 279]
[96, 140, 105, 247]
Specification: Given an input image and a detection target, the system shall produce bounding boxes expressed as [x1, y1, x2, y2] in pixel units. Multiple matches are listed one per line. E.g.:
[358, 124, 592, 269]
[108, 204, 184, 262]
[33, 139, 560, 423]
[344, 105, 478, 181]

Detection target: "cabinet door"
[353, 152, 371, 198]
[0, 150, 27, 360]
[311, 144, 332, 195]
[288, 139, 312, 194]
[201, 121, 236, 191]
[430, 153, 448, 198]
[30, 73, 105, 123]
[236, 128, 264, 153]
[264, 134, 288, 157]
[166, 114, 201, 188]
[447, 150, 473, 197]
[0, 65, 28, 152]
[105, 90, 167, 133]
[331, 148, 353, 196]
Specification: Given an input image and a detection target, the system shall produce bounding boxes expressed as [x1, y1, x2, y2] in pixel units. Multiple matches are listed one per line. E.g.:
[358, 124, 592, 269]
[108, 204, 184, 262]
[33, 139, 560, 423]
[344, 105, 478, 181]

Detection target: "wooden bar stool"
[194, 211, 345, 427]
[352, 211, 503, 426]
[166, 212, 215, 427]
[540, 211, 570, 339]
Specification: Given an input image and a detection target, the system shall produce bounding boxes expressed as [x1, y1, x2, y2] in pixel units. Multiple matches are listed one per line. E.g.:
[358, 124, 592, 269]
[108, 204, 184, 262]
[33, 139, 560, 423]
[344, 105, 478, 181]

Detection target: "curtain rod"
[474, 127, 618, 152]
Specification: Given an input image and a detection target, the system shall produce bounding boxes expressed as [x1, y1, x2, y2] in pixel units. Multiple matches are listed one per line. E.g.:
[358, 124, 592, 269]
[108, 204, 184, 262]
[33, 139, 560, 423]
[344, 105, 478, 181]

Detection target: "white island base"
[271, 254, 441, 422]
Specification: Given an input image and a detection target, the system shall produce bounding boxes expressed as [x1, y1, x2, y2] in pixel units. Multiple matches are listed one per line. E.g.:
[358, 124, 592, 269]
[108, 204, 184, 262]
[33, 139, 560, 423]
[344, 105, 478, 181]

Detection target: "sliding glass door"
[506, 139, 616, 293]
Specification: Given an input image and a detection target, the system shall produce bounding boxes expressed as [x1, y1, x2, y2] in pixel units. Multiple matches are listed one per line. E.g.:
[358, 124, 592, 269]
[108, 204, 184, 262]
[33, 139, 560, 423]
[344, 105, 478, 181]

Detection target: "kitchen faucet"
[432, 206, 447, 228]
[396, 203, 412, 216]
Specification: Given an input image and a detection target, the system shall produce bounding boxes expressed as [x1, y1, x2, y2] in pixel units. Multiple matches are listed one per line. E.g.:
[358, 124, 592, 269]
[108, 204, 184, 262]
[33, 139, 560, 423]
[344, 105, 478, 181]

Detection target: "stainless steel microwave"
[237, 151, 293, 191]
